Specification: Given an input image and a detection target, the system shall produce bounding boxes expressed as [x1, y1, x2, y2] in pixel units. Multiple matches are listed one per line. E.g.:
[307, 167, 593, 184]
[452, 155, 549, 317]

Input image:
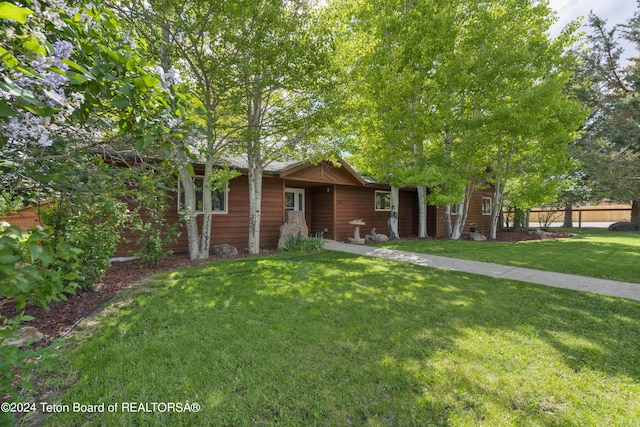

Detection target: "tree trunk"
[443, 205, 453, 238]
[178, 165, 202, 261]
[631, 199, 640, 225]
[417, 185, 428, 238]
[246, 76, 263, 256]
[451, 184, 472, 240]
[513, 208, 527, 230]
[198, 161, 214, 257]
[563, 202, 573, 228]
[247, 163, 263, 255]
[388, 186, 400, 239]
[489, 181, 504, 240]
[451, 201, 465, 240]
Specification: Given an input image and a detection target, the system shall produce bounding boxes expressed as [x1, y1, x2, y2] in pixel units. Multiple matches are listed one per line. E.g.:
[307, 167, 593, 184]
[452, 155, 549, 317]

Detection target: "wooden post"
[578, 210, 582, 229]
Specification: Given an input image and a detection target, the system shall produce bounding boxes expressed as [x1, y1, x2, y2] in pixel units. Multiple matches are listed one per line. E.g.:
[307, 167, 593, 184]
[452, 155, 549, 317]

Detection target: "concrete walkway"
[324, 240, 640, 302]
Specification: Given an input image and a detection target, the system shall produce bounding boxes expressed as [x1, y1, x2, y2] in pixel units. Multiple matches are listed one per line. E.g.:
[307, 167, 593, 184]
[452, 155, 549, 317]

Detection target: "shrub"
[41, 197, 126, 292]
[126, 171, 180, 268]
[0, 225, 82, 413]
[536, 204, 563, 231]
[279, 235, 325, 252]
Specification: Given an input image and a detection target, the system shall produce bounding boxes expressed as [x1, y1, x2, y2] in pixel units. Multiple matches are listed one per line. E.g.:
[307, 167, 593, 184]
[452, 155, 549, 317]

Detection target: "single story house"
[118, 157, 494, 256]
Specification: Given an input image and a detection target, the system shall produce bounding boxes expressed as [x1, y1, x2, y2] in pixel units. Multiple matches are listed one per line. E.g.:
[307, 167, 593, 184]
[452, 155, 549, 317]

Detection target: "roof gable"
[279, 159, 366, 186]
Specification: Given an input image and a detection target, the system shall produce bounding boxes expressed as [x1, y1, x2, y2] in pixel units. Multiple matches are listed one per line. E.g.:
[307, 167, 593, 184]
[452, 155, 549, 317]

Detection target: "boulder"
[212, 243, 238, 257]
[365, 227, 389, 243]
[365, 234, 389, 243]
[3, 326, 44, 347]
[468, 231, 487, 241]
[278, 210, 309, 249]
[608, 221, 640, 232]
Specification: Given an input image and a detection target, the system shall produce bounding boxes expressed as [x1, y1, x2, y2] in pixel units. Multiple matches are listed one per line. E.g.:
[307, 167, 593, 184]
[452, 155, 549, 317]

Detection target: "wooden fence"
[528, 205, 637, 228]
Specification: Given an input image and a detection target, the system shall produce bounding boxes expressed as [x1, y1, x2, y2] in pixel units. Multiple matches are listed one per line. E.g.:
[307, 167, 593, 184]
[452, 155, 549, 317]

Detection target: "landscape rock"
[608, 221, 640, 232]
[278, 210, 309, 249]
[3, 326, 44, 347]
[212, 243, 239, 257]
[468, 231, 487, 241]
[365, 227, 389, 243]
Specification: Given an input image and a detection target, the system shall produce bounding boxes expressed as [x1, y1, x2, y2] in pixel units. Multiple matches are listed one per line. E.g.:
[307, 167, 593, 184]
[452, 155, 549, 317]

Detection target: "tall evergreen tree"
[572, 6, 640, 224]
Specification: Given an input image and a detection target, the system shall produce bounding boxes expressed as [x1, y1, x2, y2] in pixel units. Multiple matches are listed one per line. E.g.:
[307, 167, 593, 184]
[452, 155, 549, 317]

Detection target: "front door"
[285, 188, 305, 212]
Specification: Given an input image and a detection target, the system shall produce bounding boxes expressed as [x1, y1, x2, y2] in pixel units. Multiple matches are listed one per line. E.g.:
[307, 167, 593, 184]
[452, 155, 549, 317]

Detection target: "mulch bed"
[3, 230, 573, 347]
[476, 230, 573, 242]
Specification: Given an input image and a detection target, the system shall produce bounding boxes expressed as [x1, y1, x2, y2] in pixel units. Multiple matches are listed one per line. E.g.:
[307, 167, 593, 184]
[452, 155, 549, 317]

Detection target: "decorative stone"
[365, 227, 389, 243]
[212, 243, 238, 257]
[608, 221, 640, 232]
[4, 326, 44, 347]
[278, 210, 309, 249]
[348, 219, 365, 244]
[468, 231, 487, 241]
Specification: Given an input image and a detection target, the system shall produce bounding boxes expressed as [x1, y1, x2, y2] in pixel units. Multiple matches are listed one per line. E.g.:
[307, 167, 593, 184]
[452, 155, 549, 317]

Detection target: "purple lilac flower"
[53, 40, 73, 60]
[43, 70, 68, 91]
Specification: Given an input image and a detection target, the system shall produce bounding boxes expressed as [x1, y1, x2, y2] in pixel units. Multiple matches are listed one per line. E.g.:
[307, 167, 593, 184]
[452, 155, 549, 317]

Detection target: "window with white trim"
[375, 191, 391, 211]
[482, 197, 492, 215]
[285, 188, 305, 212]
[178, 176, 228, 214]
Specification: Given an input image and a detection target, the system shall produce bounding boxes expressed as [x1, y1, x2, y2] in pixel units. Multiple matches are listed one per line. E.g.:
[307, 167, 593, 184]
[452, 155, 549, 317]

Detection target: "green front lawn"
[378, 229, 640, 283]
[31, 251, 640, 426]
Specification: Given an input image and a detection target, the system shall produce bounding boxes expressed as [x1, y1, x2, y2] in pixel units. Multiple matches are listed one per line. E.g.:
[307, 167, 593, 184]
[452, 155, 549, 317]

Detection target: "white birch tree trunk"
[247, 161, 263, 255]
[198, 160, 214, 257]
[451, 200, 466, 240]
[489, 181, 505, 240]
[247, 76, 263, 256]
[388, 186, 400, 239]
[417, 185, 428, 238]
[177, 164, 201, 261]
[451, 184, 472, 240]
[443, 131, 454, 238]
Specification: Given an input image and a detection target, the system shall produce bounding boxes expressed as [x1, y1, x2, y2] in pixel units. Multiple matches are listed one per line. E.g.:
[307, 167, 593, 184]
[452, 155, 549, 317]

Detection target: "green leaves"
[0, 225, 81, 311]
[0, 2, 32, 24]
[572, 9, 640, 205]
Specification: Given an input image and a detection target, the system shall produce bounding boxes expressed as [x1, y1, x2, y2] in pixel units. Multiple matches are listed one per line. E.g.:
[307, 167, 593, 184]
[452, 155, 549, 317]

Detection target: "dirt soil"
[3, 230, 572, 346]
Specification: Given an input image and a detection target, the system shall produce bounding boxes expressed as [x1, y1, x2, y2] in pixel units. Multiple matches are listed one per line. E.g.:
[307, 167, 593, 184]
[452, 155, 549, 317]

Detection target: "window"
[285, 188, 305, 212]
[178, 176, 228, 214]
[482, 197, 492, 215]
[375, 191, 391, 211]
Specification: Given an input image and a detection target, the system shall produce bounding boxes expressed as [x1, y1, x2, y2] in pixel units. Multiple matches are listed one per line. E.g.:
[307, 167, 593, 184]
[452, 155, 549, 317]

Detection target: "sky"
[548, 0, 638, 60]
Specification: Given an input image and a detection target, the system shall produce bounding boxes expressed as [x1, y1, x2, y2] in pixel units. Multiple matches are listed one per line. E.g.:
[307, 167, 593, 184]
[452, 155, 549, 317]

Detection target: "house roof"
[205, 156, 370, 187]
[97, 145, 384, 188]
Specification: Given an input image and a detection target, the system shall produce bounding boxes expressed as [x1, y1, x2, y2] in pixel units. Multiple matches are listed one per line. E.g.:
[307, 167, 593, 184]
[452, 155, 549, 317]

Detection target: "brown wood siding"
[466, 188, 494, 235]
[434, 189, 494, 237]
[334, 186, 418, 241]
[0, 208, 42, 231]
[427, 205, 437, 236]
[259, 177, 286, 248]
[0, 202, 54, 232]
[116, 175, 286, 256]
[310, 186, 335, 239]
[399, 189, 418, 238]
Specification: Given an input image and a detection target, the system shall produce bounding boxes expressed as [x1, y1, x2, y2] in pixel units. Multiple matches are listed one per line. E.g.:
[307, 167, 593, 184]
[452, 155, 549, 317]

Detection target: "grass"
[27, 251, 640, 426]
[377, 228, 640, 283]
